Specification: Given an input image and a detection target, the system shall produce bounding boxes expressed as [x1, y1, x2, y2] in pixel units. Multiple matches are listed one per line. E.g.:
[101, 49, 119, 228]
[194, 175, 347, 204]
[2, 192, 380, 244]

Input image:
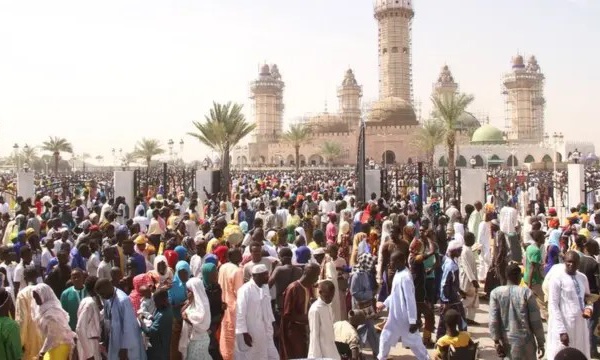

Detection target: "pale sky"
[0, 0, 598, 164]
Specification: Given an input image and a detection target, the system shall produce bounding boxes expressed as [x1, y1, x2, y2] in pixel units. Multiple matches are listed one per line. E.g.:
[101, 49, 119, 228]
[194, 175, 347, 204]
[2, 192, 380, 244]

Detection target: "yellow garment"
[579, 228, 591, 240]
[116, 245, 126, 273]
[43, 344, 71, 360]
[308, 241, 320, 250]
[207, 238, 223, 254]
[15, 287, 43, 360]
[434, 331, 471, 357]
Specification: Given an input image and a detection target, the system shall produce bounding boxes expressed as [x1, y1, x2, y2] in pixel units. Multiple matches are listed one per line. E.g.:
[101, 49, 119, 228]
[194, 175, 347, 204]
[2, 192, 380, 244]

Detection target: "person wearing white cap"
[436, 239, 467, 339]
[235, 263, 278, 360]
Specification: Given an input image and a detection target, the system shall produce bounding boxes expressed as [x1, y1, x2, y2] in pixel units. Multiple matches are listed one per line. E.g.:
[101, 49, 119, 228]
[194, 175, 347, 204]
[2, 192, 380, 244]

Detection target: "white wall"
[114, 171, 135, 218]
[365, 170, 382, 200]
[460, 168, 487, 207]
[16, 171, 34, 200]
[568, 163, 584, 208]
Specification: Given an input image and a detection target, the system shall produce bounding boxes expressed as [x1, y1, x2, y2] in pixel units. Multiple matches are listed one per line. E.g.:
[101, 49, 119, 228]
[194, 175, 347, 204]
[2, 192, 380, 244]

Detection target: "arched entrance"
[524, 155, 535, 163]
[542, 154, 552, 163]
[382, 150, 396, 165]
[287, 155, 295, 165]
[438, 156, 447, 167]
[259, 156, 266, 164]
[455, 155, 467, 167]
[299, 155, 306, 166]
[308, 154, 324, 166]
[407, 157, 413, 165]
[507, 155, 518, 167]
[474, 155, 484, 167]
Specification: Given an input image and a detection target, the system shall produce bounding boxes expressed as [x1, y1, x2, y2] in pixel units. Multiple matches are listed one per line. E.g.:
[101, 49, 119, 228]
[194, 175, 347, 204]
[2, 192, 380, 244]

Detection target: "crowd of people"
[0, 169, 598, 360]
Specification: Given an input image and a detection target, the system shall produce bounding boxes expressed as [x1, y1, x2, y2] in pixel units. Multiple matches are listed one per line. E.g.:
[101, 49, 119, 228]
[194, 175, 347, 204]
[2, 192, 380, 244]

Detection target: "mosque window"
[391, 47, 398, 53]
[382, 48, 388, 54]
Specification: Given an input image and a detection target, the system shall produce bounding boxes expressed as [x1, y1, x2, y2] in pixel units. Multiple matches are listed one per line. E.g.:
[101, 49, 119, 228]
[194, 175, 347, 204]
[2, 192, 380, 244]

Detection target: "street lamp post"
[168, 139, 174, 162]
[179, 139, 184, 160]
[13, 144, 19, 171]
[510, 149, 516, 172]
[44, 159, 49, 174]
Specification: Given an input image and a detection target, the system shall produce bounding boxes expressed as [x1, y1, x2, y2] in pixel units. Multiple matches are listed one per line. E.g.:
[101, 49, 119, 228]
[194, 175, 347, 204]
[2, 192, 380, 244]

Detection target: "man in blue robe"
[95, 278, 146, 360]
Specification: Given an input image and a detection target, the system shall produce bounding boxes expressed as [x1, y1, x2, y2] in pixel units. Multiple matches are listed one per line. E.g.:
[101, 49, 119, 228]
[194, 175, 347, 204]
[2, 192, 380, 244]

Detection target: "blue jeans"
[358, 319, 380, 356]
[590, 301, 600, 355]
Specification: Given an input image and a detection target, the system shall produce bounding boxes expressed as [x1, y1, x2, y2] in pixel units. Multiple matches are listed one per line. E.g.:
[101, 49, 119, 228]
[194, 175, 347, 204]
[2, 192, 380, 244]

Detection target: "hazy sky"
[0, 0, 598, 164]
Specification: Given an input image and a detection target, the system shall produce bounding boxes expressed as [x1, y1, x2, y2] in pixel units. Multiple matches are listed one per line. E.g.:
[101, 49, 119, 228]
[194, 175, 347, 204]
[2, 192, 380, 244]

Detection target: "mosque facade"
[233, 0, 594, 169]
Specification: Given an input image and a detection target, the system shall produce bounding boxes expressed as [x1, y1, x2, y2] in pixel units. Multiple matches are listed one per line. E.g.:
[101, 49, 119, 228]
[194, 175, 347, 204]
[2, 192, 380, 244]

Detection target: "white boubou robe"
[234, 279, 279, 360]
[547, 270, 591, 360]
[476, 221, 491, 281]
[459, 245, 479, 320]
[308, 298, 341, 360]
[378, 268, 430, 360]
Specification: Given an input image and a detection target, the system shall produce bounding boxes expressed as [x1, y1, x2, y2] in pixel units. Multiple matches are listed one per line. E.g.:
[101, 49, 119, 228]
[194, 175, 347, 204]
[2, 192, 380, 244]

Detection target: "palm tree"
[133, 139, 165, 169]
[188, 101, 256, 191]
[321, 141, 342, 167]
[121, 152, 137, 169]
[413, 119, 446, 173]
[41, 136, 73, 173]
[282, 123, 311, 172]
[431, 92, 474, 184]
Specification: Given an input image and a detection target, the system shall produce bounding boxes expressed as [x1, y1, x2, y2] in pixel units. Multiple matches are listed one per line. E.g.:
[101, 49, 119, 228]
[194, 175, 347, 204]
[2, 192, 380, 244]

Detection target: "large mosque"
[233, 0, 594, 169]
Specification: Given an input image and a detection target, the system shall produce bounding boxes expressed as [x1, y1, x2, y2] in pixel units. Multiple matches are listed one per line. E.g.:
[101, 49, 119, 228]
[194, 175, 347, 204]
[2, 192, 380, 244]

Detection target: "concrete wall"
[16, 171, 34, 200]
[460, 169, 487, 206]
[114, 171, 135, 218]
[568, 163, 584, 208]
[365, 170, 382, 200]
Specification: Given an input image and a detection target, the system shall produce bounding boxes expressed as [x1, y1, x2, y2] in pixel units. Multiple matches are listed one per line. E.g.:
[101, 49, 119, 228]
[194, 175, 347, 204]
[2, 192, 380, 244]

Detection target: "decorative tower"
[337, 69, 363, 131]
[433, 65, 458, 97]
[374, 0, 414, 103]
[503, 55, 545, 143]
[250, 64, 285, 143]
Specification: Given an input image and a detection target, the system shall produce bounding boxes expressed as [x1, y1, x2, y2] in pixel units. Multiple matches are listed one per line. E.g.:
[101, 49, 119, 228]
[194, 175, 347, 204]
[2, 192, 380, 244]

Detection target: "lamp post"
[202, 159, 209, 170]
[571, 148, 581, 164]
[22, 162, 30, 173]
[544, 132, 564, 213]
[509, 149, 517, 172]
[44, 159, 49, 174]
[179, 139, 184, 160]
[13, 144, 19, 171]
[469, 157, 476, 169]
[168, 139, 174, 162]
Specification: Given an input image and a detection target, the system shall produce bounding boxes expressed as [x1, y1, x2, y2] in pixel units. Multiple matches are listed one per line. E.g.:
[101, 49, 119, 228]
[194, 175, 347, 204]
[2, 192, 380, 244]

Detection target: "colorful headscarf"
[204, 254, 218, 266]
[168, 261, 191, 306]
[213, 245, 228, 265]
[174, 246, 188, 262]
[163, 250, 178, 269]
[295, 246, 311, 264]
[129, 273, 152, 313]
[201, 263, 217, 287]
[355, 252, 375, 273]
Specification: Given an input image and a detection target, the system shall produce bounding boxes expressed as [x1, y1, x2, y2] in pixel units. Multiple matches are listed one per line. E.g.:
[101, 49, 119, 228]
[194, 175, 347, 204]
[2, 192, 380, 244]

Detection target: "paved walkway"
[361, 299, 504, 359]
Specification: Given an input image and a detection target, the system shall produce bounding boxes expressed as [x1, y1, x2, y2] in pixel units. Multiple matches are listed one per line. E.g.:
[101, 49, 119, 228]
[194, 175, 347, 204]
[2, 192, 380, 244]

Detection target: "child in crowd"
[434, 309, 474, 360]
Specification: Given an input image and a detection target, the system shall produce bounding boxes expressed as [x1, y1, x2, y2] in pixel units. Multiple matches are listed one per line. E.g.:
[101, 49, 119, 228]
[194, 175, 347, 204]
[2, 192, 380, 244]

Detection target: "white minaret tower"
[374, 0, 414, 103]
[250, 64, 285, 143]
[503, 55, 545, 143]
[337, 69, 363, 131]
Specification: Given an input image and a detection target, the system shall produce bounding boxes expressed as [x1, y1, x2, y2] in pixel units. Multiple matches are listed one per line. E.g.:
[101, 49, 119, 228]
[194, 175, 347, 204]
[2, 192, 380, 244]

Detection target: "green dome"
[471, 124, 505, 144]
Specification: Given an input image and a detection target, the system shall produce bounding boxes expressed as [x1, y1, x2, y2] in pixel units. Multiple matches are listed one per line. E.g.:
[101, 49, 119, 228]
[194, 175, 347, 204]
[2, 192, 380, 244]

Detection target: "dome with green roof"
[471, 124, 505, 144]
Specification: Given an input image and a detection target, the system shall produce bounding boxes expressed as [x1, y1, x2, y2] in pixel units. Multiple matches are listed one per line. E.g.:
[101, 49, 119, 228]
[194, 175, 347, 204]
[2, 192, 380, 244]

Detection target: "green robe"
[143, 306, 174, 360]
[0, 316, 22, 360]
[60, 286, 88, 331]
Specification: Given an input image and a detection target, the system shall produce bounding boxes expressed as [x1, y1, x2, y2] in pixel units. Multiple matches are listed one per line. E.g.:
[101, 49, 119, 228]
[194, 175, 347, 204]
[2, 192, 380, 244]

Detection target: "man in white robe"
[376, 251, 429, 360]
[547, 251, 591, 360]
[467, 201, 483, 241]
[235, 264, 278, 360]
[308, 280, 341, 360]
[459, 232, 480, 325]
[476, 214, 492, 281]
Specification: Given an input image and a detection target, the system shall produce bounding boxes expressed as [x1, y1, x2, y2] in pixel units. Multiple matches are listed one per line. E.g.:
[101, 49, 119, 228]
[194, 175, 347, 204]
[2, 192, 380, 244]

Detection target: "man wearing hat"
[235, 264, 278, 360]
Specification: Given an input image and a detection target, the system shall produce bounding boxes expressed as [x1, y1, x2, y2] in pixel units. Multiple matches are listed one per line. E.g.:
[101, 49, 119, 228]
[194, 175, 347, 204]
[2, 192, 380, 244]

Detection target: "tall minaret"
[433, 65, 458, 97]
[374, 0, 414, 103]
[503, 55, 545, 143]
[250, 64, 285, 143]
[337, 69, 362, 131]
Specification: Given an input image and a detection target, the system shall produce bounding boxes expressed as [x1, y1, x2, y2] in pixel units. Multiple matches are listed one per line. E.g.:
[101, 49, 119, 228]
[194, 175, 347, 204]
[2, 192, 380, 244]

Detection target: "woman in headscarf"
[202, 263, 224, 360]
[169, 261, 191, 360]
[32, 283, 76, 359]
[213, 245, 228, 266]
[129, 273, 153, 313]
[453, 222, 465, 245]
[182, 236, 196, 260]
[350, 232, 369, 266]
[295, 246, 312, 265]
[175, 245, 189, 263]
[377, 220, 394, 284]
[134, 234, 154, 272]
[349, 252, 379, 354]
[148, 255, 174, 289]
[179, 277, 211, 360]
[163, 249, 179, 270]
[337, 220, 353, 264]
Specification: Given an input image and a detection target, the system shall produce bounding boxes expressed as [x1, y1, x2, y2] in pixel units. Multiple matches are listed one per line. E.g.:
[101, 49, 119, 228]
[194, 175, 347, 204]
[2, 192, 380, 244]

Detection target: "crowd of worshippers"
[0, 180, 600, 360]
